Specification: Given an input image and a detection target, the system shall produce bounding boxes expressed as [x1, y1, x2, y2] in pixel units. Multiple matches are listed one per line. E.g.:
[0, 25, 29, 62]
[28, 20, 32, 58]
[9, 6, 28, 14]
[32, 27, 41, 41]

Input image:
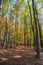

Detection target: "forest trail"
[0, 46, 43, 65]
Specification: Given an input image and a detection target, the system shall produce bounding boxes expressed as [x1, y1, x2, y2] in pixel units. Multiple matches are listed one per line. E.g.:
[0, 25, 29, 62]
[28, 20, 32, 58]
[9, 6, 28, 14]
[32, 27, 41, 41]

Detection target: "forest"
[0, 0, 43, 65]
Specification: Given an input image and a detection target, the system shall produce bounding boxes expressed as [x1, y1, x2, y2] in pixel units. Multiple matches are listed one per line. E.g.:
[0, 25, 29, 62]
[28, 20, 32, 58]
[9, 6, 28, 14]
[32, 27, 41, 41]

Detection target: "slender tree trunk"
[3, 32, 5, 48]
[5, 16, 8, 49]
[32, 0, 40, 59]
[24, 25, 27, 46]
[14, 12, 18, 48]
[27, 0, 36, 48]
[35, 10, 42, 48]
[10, 33, 12, 48]
[24, 14, 27, 46]
[10, 17, 12, 48]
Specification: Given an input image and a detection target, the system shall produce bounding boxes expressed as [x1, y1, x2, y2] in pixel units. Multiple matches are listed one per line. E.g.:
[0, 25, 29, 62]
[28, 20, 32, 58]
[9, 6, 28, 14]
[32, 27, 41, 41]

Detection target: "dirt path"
[0, 46, 43, 65]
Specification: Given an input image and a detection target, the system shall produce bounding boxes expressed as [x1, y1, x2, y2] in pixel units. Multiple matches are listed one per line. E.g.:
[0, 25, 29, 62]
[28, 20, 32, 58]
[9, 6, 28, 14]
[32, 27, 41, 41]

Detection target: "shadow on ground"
[0, 46, 43, 65]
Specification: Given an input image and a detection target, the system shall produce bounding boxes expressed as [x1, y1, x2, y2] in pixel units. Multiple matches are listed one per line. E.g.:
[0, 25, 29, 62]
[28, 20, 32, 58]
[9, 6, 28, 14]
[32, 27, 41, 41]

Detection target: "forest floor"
[0, 46, 43, 65]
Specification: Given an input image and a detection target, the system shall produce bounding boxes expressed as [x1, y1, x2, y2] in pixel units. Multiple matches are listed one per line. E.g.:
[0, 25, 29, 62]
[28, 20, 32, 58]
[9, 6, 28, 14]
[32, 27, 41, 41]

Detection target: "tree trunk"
[32, 0, 40, 59]
[14, 12, 18, 48]
[24, 14, 27, 46]
[5, 16, 8, 49]
[27, 0, 36, 49]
